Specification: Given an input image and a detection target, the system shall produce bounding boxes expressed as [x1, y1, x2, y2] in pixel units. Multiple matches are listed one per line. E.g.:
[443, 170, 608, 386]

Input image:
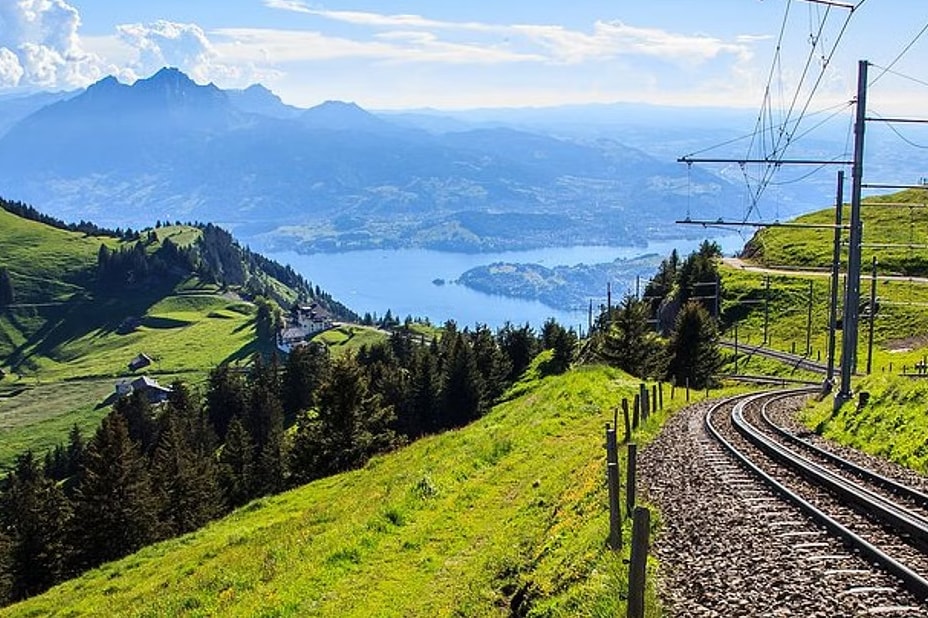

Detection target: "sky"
[0, 0, 926, 113]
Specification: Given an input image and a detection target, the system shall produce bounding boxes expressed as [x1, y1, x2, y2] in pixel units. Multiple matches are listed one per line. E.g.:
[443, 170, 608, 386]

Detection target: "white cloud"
[213, 28, 542, 66]
[0, 0, 102, 89]
[111, 20, 276, 86]
[0, 47, 24, 86]
[263, 5, 754, 67]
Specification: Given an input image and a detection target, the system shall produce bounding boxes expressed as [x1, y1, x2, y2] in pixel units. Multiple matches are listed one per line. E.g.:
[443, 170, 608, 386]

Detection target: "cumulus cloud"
[0, 47, 24, 86]
[0, 0, 102, 88]
[116, 20, 278, 85]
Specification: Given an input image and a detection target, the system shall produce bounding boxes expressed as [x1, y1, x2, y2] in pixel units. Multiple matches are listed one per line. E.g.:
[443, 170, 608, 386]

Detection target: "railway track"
[640, 390, 928, 616]
[707, 389, 928, 614]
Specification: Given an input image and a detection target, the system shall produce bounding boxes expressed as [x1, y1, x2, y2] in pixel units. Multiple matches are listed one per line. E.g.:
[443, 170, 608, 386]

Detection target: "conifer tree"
[0, 451, 71, 601]
[113, 390, 159, 455]
[440, 332, 485, 427]
[219, 416, 255, 507]
[71, 413, 157, 570]
[404, 347, 441, 437]
[281, 343, 329, 418]
[150, 413, 223, 537]
[601, 294, 663, 378]
[291, 353, 396, 479]
[206, 364, 248, 439]
[666, 300, 722, 389]
[469, 324, 511, 404]
[498, 322, 539, 382]
[0, 530, 11, 605]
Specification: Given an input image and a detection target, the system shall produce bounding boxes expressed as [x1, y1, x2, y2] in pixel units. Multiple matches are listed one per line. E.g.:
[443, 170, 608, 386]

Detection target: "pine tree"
[291, 354, 396, 479]
[71, 413, 158, 570]
[113, 390, 159, 455]
[0, 530, 11, 605]
[601, 294, 664, 378]
[440, 333, 485, 427]
[666, 300, 722, 389]
[403, 348, 441, 437]
[469, 324, 511, 404]
[206, 364, 248, 439]
[0, 451, 71, 601]
[150, 412, 223, 537]
[281, 343, 329, 418]
[498, 322, 539, 382]
[218, 416, 255, 507]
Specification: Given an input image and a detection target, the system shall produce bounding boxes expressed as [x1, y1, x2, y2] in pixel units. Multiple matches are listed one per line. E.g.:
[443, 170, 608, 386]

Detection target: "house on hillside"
[296, 303, 333, 334]
[114, 376, 172, 403]
[277, 302, 334, 353]
[128, 353, 153, 372]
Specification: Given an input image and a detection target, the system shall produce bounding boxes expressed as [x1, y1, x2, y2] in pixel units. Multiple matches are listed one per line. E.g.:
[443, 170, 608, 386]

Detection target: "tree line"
[0, 318, 577, 606]
[589, 240, 723, 389]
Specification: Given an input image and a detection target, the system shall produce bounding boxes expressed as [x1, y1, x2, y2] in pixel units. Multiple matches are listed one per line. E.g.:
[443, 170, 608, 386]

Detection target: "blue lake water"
[267, 234, 746, 331]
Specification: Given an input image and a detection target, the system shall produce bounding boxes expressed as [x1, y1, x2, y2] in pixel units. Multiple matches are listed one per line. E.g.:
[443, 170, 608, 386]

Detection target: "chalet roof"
[280, 327, 308, 340]
[131, 376, 172, 393]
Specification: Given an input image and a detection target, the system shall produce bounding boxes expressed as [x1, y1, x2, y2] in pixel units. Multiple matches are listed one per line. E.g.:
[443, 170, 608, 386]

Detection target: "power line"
[869, 21, 928, 87]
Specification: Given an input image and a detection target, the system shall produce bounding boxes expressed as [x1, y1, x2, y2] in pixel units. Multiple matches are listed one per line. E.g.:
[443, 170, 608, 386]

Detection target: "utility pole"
[763, 275, 770, 346]
[826, 171, 844, 385]
[837, 60, 868, 410]
[867, 256, 877, 375]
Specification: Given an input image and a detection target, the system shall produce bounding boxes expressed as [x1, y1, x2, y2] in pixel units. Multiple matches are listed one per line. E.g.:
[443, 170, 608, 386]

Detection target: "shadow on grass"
[6, 277, 183, 373]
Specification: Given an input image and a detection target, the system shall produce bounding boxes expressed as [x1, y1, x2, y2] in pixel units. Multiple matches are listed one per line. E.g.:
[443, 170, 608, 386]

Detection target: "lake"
[267, 234, 746, 331]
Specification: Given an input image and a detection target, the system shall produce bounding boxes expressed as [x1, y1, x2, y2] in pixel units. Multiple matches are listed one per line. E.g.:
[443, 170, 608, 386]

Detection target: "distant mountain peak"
[301, 100, 390, 131]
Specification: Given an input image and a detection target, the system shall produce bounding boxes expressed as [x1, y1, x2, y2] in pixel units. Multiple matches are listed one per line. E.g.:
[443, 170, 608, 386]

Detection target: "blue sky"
[0, 0, 926, 112]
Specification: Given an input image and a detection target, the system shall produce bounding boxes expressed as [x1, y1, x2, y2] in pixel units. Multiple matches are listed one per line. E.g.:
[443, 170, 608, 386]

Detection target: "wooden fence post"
[625, 443, 637, 519]
[651, 385, 657, 414]
[622, 398, 631, 443]
[658, 382, 664, 410]
[632, 395, 640, 429]
[626, 506, 650, 618]
[685, 377, 690, 402]
[639, 384, 649, 421]
[605, 424, 621, 550]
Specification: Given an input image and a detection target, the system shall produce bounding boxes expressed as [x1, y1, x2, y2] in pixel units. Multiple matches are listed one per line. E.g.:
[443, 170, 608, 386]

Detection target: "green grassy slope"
[4, 362, 677, 617]
[730, 189, 928, 472]
[0, 212, 265, 467]
[743, 189, 928, 273]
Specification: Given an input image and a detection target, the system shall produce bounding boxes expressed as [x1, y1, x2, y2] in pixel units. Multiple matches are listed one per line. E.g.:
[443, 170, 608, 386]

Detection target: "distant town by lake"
[268, 234, 746, 331]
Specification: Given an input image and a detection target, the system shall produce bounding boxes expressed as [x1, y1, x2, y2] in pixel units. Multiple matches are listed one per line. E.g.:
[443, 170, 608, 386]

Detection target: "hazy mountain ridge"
[0, 68, 740, 253]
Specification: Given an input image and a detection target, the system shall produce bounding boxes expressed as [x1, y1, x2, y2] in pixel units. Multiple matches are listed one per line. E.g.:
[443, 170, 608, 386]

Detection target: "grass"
[2, 293, 256, 381]
[744, 189, 928, 274]
[0, 379, 114, 470]
[3, 360, 705, 617]
[314, 324, 389, 355]
[729, 189, 928, 478]
[802, 373, 928, 472]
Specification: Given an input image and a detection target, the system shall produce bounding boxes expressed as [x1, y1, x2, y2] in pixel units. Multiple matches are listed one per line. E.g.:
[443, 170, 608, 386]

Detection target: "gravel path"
[640, 396, 928, 617]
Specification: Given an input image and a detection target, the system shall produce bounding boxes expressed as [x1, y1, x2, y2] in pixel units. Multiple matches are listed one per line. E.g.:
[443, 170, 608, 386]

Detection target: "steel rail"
[705, 390, 928, 601]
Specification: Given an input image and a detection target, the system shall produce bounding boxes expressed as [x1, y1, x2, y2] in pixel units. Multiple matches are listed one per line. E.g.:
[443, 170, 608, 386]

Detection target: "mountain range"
[0, 67, 741, 253]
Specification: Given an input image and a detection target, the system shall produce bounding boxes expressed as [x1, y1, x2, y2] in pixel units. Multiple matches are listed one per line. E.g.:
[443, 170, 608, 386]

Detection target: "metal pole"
[837, 60, 868, 409]
[867, 256, 877, 375]
[734, 322, 739, 374]
[763, 275, 770, 346]
[826, 171, 845, 384]
[806, 280, 814, 357]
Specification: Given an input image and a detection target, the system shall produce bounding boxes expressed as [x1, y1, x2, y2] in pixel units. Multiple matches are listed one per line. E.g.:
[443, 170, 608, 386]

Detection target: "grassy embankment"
[726, 189, 928, 472]
[3, 357, 703, 617]
[0, 214, 260, 466]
